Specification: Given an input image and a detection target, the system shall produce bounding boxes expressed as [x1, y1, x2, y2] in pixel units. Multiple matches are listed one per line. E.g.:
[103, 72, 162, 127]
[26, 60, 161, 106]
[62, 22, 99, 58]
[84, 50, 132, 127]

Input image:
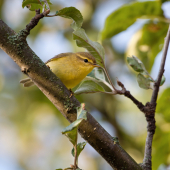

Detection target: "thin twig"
[143, 24, 170, 170]
[74, 144, 78, 169]
[73, 131, 78, 169]
[20, 9, 50, 38]
[151, 24, 170, 104]
[45, 14, 57, 17]
[102, 65, 146, 111]
[116, 80, 146, 111]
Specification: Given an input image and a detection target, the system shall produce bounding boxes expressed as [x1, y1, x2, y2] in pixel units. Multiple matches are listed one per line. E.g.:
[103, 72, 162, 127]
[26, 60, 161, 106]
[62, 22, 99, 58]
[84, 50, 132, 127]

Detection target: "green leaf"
[101, 1, 163, 40]
[22, 0, 39, 8]
[62, 119, 82, 145]
[87, 72, 113, 90]
[137, 73, 151, 89]
[74, 77, 105, 95]
[71, 142, 86, 157]
[87, 69, 95, 78]
[24, 4, 43, 12]
[22, 0, 51, 11]
[56, 7, 83, 30]
[160, 0, 170, 3]
[160, 75, 166, 86]
[77, 103, 87, 120]
[62, 104, 87, 145]
[127, 55, 148, 73]
[73, 28, 105, 67]
[62, 127, 78, 146]
[22, 0, 42, 11]
[56, 169, 63, 170]
[62, 119, 83, 134]
[94, 68, 105, 81]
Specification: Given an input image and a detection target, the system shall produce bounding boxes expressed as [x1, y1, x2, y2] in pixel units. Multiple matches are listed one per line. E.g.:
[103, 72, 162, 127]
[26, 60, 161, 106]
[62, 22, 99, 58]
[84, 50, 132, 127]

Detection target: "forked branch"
[21, 9, 50, 38]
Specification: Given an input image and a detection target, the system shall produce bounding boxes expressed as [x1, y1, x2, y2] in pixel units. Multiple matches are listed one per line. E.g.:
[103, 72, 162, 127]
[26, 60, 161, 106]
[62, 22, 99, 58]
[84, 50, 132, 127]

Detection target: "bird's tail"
[20, 78, 34, 87]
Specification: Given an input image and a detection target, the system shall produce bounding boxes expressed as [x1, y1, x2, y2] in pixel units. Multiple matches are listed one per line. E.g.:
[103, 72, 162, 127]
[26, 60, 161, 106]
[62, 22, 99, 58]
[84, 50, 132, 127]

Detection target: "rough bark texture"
[0, 19, 142, 170]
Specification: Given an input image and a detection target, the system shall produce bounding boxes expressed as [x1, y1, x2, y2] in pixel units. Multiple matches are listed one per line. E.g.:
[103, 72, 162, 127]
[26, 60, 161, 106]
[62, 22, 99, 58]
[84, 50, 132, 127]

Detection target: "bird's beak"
[93, 64, 101, 68]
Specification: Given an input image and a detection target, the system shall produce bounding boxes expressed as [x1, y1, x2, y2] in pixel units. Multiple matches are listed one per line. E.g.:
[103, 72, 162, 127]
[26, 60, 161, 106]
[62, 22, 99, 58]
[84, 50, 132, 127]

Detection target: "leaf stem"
[74, 132, 78, 169]
[75, 91, 116, 95]
[102, 67, 117, 92]
[45, 14, 57, 17]
[148, 74, 155, 82]
[74, 145, 78, 169]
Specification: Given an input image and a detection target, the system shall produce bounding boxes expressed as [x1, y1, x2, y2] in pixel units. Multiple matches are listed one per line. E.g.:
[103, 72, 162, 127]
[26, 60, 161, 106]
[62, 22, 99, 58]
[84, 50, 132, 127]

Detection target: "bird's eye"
[84, 59, 88, 63]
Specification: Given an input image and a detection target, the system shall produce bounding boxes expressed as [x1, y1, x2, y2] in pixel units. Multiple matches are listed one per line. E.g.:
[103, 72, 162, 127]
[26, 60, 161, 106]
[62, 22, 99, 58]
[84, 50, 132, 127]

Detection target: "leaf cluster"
[127, 55, 165, 89]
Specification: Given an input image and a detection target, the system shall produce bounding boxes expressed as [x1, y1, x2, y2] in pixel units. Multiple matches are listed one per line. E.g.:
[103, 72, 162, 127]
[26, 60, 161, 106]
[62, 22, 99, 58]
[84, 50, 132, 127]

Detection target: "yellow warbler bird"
[20, 52, 99, 89]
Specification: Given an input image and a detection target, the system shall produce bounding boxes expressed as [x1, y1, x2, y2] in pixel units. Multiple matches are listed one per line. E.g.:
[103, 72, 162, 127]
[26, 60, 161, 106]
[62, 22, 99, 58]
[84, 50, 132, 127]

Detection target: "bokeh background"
[0, 0, 170, 170]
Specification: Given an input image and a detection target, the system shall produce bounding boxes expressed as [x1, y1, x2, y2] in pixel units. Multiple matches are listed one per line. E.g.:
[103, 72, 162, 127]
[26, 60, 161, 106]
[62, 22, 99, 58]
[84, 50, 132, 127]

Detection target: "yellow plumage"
[20, 52, 99, 89]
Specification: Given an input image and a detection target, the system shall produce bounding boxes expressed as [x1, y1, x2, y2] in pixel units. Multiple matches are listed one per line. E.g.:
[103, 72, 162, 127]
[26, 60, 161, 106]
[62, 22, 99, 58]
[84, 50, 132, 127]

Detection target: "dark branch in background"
[114, 24, 170, 170]
[151, 25, 170, 105]
[116, 80, 145, 111]
[0, 11, 142, 170]
[22, 9, 50, 38]
[142, 24, 170, 170]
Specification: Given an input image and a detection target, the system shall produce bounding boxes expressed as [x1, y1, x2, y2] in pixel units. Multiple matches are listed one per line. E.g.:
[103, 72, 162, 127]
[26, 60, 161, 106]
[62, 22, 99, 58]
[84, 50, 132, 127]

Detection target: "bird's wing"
[45, 52, 74, 64]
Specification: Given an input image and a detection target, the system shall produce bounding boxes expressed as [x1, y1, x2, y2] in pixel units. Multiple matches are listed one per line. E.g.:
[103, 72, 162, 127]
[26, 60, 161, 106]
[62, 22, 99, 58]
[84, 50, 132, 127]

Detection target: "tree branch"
[20, 9, 50, 39]
[142, 24, 170, 170]
[0, 15, 142, 170]
[116, 80, 145, 111]
[151, 24, 170, 105]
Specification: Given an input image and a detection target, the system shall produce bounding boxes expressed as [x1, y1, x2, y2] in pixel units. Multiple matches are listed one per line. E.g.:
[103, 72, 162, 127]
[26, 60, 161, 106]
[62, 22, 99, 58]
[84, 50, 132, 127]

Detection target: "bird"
[20, 52, 100, 89]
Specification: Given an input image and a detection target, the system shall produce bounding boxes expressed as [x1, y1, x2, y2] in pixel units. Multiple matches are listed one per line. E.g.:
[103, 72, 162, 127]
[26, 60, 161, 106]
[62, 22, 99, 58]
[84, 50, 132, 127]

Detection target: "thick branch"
[0, 19, 142, 170]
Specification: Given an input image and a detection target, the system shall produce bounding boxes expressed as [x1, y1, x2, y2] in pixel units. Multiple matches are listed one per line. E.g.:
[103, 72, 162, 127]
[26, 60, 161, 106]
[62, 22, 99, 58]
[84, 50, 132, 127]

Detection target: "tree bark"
[0, 19, 142, 170]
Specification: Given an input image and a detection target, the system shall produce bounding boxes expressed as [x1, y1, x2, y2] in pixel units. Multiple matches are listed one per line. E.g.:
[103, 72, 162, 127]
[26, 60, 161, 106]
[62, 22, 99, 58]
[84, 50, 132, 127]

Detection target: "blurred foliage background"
[0, 0, 170, 170]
